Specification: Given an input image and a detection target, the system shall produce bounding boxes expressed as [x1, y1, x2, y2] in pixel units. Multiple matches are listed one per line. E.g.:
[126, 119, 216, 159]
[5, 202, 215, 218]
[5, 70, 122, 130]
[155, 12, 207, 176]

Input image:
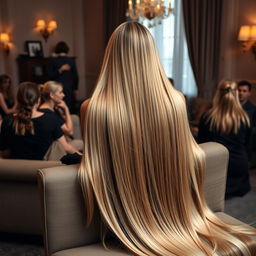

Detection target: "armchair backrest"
[0, 159, 62, 235]
[38, 142, 229, 256]
[37, 164, 100, 255]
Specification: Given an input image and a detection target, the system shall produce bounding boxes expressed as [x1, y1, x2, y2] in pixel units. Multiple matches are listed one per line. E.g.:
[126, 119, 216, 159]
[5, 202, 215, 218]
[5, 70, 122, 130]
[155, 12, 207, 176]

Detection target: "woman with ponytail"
[79, 22, 256, 256]
[198, 80, 251, 199]
[0, 82, 78, 159]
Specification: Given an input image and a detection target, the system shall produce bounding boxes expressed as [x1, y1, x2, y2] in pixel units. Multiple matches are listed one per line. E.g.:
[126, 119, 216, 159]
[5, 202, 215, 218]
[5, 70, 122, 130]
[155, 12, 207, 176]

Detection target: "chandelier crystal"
[127, 0, 173, 28]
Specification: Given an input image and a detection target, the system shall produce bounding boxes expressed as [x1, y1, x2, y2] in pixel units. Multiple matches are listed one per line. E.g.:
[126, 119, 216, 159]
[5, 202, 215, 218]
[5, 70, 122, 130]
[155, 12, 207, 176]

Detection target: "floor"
[224, 168, 256, 228]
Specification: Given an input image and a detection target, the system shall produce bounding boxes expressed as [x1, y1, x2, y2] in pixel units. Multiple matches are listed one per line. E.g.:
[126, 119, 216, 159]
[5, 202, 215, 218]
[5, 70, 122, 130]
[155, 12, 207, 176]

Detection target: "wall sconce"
[35, 19, 57, 42]
[0, 33, 11, 55]
[238, 25, 256, 57]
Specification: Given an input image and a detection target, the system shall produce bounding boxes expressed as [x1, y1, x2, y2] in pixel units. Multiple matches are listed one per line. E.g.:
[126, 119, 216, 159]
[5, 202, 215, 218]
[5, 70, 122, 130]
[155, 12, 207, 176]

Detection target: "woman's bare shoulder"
[80, 98, 90, 114]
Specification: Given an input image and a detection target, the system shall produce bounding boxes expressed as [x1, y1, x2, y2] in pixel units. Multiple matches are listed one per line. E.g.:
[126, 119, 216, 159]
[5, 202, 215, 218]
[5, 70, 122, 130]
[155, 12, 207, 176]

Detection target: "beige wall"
[220, 0, 256, 82]
[83, 0, 105, 98]
[0, 0, 95, 100]
[9, 0, 256, 99]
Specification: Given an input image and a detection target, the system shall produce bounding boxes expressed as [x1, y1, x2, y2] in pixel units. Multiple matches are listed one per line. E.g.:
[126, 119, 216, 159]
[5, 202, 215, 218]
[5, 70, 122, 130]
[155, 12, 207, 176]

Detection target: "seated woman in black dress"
[0, 82, 79, 160]
[39, 81, 83, 152]
[0, 74, 16, 120]
[198, 80, 251, 199]
[39, 81, 73, 137]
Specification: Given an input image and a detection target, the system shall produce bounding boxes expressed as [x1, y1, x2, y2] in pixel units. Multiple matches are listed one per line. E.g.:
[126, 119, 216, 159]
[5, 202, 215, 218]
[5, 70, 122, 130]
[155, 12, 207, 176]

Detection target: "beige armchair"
[37, 142, 256, 256]
[0, 159, 62, 235]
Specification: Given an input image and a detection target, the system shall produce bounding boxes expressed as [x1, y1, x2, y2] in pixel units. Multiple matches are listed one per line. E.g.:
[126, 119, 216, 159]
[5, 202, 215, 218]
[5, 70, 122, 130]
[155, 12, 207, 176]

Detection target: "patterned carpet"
[0, 170, 256, 255]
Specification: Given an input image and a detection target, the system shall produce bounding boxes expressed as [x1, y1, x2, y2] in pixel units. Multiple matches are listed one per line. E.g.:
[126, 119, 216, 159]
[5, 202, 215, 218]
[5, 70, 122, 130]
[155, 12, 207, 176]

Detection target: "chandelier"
[127, 0, 173, 28]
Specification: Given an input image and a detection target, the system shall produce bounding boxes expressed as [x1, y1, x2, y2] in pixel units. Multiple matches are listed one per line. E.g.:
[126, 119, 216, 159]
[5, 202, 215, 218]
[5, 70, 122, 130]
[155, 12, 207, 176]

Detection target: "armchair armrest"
[199, 142, 229, 212]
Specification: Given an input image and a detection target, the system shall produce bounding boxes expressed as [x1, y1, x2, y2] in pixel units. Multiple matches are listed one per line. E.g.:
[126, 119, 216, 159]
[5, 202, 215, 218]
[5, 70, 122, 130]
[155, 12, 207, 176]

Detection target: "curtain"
[104, 0, 128, 44]
[182, 0, 223, 99]
[145, 0, 197, 97]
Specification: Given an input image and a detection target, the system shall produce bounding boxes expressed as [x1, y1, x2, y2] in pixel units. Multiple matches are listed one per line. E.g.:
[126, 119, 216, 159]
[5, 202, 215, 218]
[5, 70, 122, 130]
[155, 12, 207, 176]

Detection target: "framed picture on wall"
[25, 40, 43, 57]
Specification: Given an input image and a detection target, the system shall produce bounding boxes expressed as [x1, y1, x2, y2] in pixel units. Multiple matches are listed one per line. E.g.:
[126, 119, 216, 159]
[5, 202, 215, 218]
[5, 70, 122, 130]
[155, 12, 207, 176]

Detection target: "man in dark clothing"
[238, 80, 256, 162]
[238, 80, 256, 125]
[48, 41, 79, 113]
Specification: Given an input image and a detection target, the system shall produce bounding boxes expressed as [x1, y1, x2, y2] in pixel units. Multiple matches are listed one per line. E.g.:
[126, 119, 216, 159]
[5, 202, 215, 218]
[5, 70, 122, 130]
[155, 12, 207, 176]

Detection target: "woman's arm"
[56, 101, 73, 136]
[57, 135, 82, 155]
[0, 93, 16, 114]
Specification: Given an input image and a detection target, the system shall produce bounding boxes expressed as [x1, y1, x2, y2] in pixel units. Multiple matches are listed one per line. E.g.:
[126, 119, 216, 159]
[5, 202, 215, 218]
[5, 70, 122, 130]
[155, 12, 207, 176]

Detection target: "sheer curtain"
[141, 0, 197, 97]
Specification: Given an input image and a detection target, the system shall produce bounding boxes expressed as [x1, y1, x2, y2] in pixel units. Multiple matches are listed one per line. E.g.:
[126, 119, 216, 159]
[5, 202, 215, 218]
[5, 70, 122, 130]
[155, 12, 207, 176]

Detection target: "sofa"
[0, 159, 62, 235]
[37, 142, 256, 256]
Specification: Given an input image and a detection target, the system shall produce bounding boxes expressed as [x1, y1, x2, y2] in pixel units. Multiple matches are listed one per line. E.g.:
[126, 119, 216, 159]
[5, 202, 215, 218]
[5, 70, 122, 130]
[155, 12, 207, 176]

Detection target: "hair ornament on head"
[221, 87, 234, 94]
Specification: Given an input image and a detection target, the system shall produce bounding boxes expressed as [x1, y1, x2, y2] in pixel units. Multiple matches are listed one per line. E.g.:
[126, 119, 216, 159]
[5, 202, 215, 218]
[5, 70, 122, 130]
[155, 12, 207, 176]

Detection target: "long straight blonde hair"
[79, 22, 256, 256]
[207, 80, 250, 134]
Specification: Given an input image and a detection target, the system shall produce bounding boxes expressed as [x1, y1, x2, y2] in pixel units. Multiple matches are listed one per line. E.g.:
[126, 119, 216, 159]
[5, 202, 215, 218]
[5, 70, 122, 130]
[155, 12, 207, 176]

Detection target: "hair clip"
[221, 87, 232, 94]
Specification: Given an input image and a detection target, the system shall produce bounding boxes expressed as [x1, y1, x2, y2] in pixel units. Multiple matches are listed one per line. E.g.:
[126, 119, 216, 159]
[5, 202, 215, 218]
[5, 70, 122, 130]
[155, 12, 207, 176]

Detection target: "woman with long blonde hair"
[198, 80, 251, 199]
[79, 22, 256, 256]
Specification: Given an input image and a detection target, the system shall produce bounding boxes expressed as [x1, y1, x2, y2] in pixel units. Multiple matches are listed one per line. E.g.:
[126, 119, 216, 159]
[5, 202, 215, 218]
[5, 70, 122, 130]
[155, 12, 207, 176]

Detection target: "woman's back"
[198, 112, 250, 155]
[79, 23, 256, 256]
[0, 112, 63, 159]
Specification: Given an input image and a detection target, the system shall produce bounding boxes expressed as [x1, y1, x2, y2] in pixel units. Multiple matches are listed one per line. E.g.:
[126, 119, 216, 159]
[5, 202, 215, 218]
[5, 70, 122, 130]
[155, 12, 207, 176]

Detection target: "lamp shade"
[0, 33, 10, 43]
[36, 19, 46, 30]
[250, 25, 256, 40]
[48, 20, 57, 31]
[238, 25, 250, 41]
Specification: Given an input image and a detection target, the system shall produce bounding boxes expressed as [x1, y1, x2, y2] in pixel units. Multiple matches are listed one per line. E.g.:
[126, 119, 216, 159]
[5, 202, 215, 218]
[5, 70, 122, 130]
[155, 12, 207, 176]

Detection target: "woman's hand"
[58, 64, 71, 73]
[56, 100, 68, 111]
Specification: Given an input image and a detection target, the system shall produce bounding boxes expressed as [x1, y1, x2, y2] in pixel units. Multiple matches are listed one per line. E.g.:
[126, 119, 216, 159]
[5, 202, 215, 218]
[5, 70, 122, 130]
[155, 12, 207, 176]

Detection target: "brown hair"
[13, 82, 40, 135]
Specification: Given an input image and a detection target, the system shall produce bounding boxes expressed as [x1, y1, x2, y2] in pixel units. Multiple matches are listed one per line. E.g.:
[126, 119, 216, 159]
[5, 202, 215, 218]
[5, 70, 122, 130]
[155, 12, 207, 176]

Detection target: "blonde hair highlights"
[208, 80, 250, 134]
[79, 22, 256, 256]
[40, 81, 62, 102]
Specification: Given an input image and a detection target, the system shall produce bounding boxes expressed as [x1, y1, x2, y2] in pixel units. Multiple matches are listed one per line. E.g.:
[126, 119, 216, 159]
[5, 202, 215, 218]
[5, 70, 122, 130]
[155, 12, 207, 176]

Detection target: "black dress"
[242, 100, 256, 126]
[0, 113, 63, 160]
[0, 98, 13, 118]
[198, 114, 251, 198]
[48, 56, 79, 111]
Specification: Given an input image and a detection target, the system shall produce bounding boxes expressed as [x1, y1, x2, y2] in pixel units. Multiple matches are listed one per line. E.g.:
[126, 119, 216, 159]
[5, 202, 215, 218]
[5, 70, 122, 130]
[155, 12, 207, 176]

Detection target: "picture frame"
[25, 40, 43, 57]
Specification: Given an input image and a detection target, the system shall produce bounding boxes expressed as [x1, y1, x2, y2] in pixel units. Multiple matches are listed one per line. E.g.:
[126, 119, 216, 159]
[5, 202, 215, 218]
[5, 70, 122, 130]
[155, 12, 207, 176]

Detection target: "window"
[141, 0, 197, 97]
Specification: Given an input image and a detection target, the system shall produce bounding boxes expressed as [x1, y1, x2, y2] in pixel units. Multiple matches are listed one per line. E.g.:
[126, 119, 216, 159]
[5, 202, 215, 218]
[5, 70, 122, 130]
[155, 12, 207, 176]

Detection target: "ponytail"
[40, 81, 62, 104]
[13, 82, 40, 136]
